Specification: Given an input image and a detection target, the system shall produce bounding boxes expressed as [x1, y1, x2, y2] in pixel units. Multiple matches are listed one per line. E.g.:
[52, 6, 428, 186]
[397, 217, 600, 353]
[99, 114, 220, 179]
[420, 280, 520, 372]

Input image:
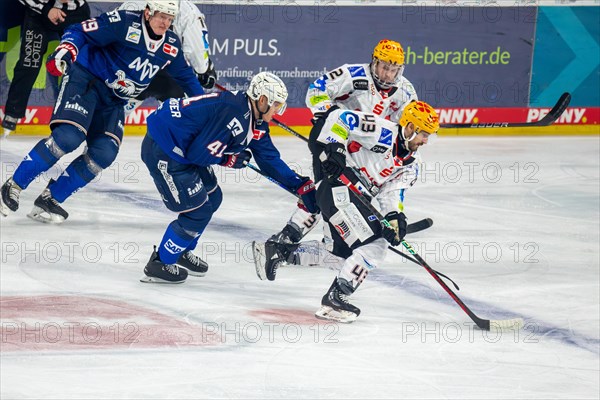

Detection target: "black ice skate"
[2, 115, 18, 135]
[176, 251, 208, 277]
[252, 239, 297, 281]
[315, 278, 361, 323]
[140, 247, 188, 284]
[0, 177, 22, 216]
[27, 180, 68, 224]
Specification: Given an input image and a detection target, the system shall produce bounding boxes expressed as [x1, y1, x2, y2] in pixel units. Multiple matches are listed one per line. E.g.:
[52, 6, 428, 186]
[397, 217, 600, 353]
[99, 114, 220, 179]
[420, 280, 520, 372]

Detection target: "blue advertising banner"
[531, 6, 600, 107]
[202, 4, 536, 108]
[1, 2, 537, 110]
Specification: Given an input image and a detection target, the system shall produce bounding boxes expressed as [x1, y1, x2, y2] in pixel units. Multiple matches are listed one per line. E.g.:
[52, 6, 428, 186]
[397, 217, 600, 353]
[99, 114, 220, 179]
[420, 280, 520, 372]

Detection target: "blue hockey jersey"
[147, 91, 304, 190]
[61, 9, 203, 101]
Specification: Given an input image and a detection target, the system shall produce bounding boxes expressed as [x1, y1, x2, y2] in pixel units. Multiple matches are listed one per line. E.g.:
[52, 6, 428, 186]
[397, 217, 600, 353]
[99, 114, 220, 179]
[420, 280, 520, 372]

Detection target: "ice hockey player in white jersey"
[307, 39, 417, 123]
[253, 101, 439, 322]
[255, 39, 418, 264]
[120, 0, 216, 113]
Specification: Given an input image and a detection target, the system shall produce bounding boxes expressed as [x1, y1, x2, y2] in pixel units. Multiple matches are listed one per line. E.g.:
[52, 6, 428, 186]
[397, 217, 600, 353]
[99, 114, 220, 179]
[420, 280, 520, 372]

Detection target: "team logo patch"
[378, 127, 393, 146]
[353, 79, 369, 90]
[331, 123, 348, 140]
[313, 75, 328, 91]
[339, 111, 359, 129]
[105, 70, 137, 99]
[348, 65, 366, 77]
[164, 239, 185, 255]
[187, 181, 203, 197]
[163, 43, 178, 56]
[334, 221, 351, 239]
[126, 27, 141, 44]
[64, 101, 89, 116]
[252, 128, 266, 140]
[371, 144, 388, 153]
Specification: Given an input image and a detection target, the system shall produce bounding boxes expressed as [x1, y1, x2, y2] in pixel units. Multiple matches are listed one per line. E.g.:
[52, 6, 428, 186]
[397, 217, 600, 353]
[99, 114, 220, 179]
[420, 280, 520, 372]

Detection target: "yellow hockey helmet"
[372, 39, 405, 66]
[371, 39, 405, 89]
[400, 101, 440, 135]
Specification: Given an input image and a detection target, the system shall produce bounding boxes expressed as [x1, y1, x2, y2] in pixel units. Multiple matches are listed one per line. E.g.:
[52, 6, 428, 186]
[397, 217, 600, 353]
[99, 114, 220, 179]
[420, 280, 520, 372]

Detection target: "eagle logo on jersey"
[105, 70, 137, 99]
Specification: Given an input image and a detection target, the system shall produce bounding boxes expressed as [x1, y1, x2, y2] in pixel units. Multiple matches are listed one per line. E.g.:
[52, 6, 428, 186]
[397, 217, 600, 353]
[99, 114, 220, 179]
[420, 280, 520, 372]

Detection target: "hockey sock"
[50, 154, 98, 203]
[158, 221, 196, 264]
[12, 139, 62, 190]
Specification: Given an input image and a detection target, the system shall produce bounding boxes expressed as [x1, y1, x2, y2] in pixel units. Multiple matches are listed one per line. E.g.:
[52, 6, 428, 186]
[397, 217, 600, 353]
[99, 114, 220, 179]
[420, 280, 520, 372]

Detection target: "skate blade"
[185, 270, 207, 277]
[0, 201, 9, 217]
[27, 207, 66, 224]
[315, 306, 357, 323]
[252, 241, 267, 280]
[140, 275, 186, 284]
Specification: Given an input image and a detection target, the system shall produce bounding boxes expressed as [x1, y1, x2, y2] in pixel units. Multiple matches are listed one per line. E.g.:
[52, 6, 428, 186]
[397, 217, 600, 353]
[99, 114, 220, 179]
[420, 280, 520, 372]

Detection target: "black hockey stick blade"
[441, 92, 572, 129]
[406, 218, 433, 234]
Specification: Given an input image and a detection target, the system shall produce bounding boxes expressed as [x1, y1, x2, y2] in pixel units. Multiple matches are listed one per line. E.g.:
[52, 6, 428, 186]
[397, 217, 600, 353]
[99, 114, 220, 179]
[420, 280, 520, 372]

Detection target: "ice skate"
[176, 250, 208, 277]
[2, 115, 18, 137]
[315, 278, 361, 323]
[140, 246, 188, 284]
[252, 239, 296, 281]
[27, 180, 68, 224]
[0, 177, 22, 216]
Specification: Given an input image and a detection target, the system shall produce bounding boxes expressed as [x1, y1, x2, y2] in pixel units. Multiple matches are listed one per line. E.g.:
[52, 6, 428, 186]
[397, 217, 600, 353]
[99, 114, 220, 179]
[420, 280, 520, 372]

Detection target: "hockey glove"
[220, 150, 251, 169]
[296, 176, 318, 214]
[322, 142, 346, 182]
[381, 211, 407, 246]
[197, 59, 217, 89]
[46, 42, 77, 77]
[311, 105, 339, 126]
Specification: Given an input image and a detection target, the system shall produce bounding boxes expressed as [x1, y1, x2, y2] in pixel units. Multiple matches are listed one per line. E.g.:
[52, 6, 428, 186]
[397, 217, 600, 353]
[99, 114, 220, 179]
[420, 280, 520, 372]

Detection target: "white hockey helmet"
[247, 72, 288, 115]
[146, 0, 179, 17]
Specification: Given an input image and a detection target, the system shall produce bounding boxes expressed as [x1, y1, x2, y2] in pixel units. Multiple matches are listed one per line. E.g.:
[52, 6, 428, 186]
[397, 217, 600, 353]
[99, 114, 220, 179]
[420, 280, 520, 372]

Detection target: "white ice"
[1, 134, 599, 399]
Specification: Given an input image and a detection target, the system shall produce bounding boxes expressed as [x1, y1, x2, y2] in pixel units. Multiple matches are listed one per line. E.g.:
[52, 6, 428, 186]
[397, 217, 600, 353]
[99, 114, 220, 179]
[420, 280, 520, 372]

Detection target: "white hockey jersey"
[316, 109, 420, 214]
[306, 63, 417, 123]
[119, 0, 211, 75]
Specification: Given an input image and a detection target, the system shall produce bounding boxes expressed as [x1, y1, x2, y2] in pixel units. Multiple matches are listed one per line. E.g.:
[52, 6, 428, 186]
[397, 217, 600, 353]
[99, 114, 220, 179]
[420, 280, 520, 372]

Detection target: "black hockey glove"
[197, 59, 217, 89]
[311, 105, 340, 125]
[46, 42, 77, 77]
[322, 142, 346, 182]
[381, 211, 407, 246]
[220, 150, 251, 169]
[296, 176, 318, 214]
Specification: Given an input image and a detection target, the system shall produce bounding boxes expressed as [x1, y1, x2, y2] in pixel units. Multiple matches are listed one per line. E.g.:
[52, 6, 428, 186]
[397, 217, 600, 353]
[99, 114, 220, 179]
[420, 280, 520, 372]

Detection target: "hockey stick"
[215, 83, 310, 142]
[441, 92, 571, 128]
[245, 161, 431, 235]
[336, 173, 524, 331]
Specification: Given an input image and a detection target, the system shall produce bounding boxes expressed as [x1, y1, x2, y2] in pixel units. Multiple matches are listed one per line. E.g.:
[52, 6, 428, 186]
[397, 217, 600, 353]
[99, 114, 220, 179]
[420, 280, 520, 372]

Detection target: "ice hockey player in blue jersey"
[139, 72, 318, 283]
[0, 1, 203, 223]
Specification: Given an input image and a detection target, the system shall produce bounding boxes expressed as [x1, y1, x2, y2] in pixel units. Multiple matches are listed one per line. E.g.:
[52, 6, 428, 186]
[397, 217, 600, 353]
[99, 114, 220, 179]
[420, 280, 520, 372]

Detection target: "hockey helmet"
[146, 0, 179, 17]
[371, 39, 405, 89]
[247, 72, 288, 115]
[400, 101, 439, 137]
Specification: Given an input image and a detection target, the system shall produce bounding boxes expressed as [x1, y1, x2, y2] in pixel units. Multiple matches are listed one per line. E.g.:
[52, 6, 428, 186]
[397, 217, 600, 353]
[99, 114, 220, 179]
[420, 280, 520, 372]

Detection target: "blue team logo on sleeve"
[312, 75, 328, 91]
[378, 127, 393, 146]
[348, 66, 366, 77]
[339, 111, 359, 129]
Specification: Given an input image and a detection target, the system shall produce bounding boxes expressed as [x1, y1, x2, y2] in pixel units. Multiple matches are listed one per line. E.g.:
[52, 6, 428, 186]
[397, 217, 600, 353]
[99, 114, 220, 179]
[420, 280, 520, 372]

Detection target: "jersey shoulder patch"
[347, 65, 366, 78]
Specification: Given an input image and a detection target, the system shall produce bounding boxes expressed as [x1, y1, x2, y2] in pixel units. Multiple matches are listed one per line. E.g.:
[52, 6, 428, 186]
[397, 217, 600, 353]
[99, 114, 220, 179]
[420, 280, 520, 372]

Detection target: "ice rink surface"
[0, 134, 598, 399]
